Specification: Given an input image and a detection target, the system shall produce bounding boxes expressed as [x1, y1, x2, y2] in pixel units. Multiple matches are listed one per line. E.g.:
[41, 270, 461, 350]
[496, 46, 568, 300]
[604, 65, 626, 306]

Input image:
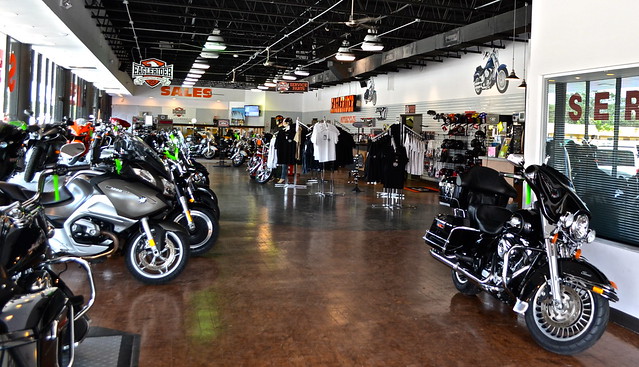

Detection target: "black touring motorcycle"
[1, 163, 95, 366]
[423, 155, 618, 355]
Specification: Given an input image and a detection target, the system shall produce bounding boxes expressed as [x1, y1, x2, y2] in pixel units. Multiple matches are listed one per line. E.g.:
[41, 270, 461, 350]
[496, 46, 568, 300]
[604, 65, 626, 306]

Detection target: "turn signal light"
[610, 280, 618, 290]
[574, 249, 582, 259]
[592, 286, 604, 295]
[551, 233, 559, 244]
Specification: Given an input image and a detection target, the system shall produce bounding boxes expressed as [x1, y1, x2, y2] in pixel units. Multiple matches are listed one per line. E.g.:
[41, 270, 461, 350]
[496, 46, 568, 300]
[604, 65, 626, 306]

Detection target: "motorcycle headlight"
[132, 168, 156, 186]
[161, 178, 176, 197]
[570, 213, 590, 241]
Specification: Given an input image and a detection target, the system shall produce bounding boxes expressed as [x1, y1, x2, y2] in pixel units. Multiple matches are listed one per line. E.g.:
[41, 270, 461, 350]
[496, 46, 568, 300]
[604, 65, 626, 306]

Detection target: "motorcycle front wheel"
[24, 146, 44, 183]
[202, 147, 216, 159]
[232, 154, 246, 167]
[525, 279, 609, 355]
[170, 207, 219, 256]
[496, 68, 509, 93]
[125, 230, 189, 284]
[255, 165, 273, 184]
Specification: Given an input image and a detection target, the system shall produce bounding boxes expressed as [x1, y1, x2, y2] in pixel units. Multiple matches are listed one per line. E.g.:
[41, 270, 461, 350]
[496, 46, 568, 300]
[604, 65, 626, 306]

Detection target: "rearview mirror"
[507, 154, 525, 167]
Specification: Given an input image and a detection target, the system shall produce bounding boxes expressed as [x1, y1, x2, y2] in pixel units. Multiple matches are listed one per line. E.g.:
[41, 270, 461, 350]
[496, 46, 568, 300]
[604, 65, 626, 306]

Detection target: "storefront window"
[546, 73, 639, 247]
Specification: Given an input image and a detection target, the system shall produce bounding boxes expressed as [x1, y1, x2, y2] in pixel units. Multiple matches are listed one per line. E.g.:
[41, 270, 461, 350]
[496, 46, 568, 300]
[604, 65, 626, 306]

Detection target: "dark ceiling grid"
[84, 0, 524, 90]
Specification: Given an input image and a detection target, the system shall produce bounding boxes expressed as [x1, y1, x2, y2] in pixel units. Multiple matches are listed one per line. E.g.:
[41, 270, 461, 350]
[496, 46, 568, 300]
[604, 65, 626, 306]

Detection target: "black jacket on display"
[275, 126, 297, 165]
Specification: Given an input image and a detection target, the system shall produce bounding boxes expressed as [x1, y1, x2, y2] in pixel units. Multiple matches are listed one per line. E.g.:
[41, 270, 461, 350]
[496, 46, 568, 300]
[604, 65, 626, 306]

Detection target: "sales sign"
[277, 81, 309, 93]
[331, 95, 358, 113]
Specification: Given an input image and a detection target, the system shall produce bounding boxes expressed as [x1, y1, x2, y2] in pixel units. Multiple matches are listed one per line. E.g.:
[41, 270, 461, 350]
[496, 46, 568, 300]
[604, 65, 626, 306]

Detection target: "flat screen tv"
[244, 105, 261, 117]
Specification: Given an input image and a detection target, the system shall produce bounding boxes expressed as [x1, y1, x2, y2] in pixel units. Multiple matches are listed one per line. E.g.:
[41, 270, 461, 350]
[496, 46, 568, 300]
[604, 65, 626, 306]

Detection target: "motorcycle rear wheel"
[170, 207, 219, 256]
[525, 279, 609, 355]
[125, 230, 189, 284]
[451, 270, 481, 296]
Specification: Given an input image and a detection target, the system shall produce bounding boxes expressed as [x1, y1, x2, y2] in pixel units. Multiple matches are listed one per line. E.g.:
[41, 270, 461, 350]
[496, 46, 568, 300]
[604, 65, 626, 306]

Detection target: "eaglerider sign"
[132, 58, 173, 88]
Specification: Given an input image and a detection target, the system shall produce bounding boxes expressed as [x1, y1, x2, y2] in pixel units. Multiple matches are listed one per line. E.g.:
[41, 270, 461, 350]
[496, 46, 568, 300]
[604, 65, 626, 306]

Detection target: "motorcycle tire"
[170, 207, 219, 256]
[232, 154, 246, 167]
[524, 279, 610, 355]
[125, 230, 189, 285]
[202, 147, 216, 160]
[451, 270, 481, 296]
[255, 166, 273, 184]
[496, 68, 509, 93]
[473, 76, 483, 95]
[24, 146, 44, 183]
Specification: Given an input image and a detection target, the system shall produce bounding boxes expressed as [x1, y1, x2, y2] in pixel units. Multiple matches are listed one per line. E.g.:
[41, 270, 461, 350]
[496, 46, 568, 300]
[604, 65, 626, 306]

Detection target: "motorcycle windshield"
[526, 164, 590, 223]
[113, 133, 168, 176]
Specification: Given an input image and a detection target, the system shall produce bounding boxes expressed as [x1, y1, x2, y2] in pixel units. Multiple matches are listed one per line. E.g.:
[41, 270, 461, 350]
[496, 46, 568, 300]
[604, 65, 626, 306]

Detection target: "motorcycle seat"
[0, 182, 73, 205]
[473, 204, 513, 234]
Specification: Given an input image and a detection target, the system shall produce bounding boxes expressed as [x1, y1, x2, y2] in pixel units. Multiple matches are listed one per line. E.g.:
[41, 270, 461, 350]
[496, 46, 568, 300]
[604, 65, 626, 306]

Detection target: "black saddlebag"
[423, 214, 480, 252]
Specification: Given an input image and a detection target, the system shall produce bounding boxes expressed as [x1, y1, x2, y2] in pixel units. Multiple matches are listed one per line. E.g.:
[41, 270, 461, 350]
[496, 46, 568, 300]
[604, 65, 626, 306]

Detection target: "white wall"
[111, 86, 305, 129]
[526, 0, 639, 318]
[302, 41, 527, 123]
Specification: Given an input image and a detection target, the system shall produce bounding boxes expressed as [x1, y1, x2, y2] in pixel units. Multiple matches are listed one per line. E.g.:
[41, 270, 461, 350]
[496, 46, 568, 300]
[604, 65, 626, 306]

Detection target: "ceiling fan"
[326, 0, 410, 29]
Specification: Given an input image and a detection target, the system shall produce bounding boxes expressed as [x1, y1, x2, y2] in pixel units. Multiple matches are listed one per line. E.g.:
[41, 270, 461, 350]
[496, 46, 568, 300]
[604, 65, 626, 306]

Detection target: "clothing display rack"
[310, 119, 343, 197]
[370, 123, 421, 209]
[275, 118, 308, 190]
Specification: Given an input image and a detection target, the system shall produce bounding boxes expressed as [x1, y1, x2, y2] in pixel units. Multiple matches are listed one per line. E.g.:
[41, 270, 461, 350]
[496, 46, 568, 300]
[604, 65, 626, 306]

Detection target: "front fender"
[520, 258, 618, 302]
[155, 220, 188, 235]
[498, 64, 508, 72]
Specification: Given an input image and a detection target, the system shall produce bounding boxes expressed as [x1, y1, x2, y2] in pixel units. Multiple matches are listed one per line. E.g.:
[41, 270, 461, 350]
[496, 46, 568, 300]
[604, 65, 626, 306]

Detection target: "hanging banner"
[132, 58, 173, 88]
[330, 95, 358, 113]
[277, 81, 309, 93]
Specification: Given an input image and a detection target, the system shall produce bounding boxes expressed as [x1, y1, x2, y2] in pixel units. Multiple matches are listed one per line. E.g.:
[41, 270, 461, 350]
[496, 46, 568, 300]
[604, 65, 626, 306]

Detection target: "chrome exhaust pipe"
[429, 249, 492, 286]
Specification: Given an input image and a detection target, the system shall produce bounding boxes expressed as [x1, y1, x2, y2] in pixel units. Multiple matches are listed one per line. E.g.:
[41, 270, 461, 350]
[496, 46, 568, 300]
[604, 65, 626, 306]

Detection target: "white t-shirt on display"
[310, 123, 340, 162]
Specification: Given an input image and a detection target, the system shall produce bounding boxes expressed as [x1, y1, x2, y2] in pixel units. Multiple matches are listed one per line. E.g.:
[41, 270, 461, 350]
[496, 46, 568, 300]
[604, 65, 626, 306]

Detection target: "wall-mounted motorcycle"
[423, 155, 618, 355]
[473, 49, 509, 95]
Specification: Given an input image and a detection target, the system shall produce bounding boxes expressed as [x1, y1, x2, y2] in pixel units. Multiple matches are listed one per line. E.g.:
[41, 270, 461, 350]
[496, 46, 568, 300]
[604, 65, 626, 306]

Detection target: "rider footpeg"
[513, 299, 528, 314]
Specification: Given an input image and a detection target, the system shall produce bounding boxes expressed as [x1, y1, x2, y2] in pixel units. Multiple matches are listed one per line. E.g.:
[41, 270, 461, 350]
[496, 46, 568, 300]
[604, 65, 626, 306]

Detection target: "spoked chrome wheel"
[255, 165, 272, 184]
[125, 231, 189, 284]
[496, 68, 509, 93]
[525, 280, 609, 355]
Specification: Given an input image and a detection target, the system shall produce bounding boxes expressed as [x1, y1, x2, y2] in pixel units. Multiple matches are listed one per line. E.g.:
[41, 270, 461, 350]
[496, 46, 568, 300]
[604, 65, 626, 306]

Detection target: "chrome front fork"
[140, 217, 160, 256]
[542, 217, 564, 308]
[178, 196, 195, 231]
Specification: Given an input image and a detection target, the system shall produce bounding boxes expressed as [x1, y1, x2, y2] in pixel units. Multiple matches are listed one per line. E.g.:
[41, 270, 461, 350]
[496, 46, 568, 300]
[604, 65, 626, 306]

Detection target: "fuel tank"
[96, 178, 168, 219]
[45, 178, 95, 225]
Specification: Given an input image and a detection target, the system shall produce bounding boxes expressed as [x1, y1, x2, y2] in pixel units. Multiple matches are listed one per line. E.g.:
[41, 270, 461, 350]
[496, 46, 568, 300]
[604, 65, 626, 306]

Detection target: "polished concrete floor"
[75, 163, 639, 367]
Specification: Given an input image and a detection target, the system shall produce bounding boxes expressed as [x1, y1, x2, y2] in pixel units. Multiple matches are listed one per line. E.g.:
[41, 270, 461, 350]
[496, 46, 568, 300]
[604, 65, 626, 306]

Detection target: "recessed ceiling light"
[189, 69, 206, 74]
[606, 73, 615, 76]
[575, 76, 581, 80]
[192, 63, 210, 69]
[186, 73, 202, 79]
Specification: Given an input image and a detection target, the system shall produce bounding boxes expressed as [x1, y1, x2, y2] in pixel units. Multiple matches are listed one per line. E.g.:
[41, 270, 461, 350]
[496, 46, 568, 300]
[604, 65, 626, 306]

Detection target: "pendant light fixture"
[294, 67, 310, 77]
[518, 2, 529, 88]
[335, 39, 355, 62]
[506, 0, 520, 80]
[361, 29, 384, 52]
[204, 28, 227, 51]
[282, 72, 297, 81]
